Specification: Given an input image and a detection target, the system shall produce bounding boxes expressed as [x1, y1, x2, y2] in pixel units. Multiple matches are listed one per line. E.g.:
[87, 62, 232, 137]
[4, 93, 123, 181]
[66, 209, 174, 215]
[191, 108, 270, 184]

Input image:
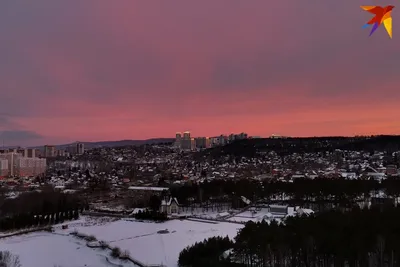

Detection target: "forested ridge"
[179, 206, 400, 267]
[170, 178, 400, 208]
[196, 135, 400, 158]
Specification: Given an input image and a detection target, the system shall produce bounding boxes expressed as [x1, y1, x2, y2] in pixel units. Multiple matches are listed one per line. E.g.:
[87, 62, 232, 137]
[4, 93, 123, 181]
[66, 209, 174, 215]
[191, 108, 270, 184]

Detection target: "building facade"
[0, 152, 46, 177]
[175, 132, 182, 148]
[44, 145, 56, 158]
[0, 159, 8, 178]
[76, 142, 84, 155]
[181, 131, 192, 150]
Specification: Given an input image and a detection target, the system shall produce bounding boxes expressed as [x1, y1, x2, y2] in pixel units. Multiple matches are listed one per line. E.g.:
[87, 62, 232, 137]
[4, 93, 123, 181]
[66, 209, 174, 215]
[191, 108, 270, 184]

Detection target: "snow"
[0, 232, 138, 267]
[69, 218, 243, 267]
[0, 216, 243, 267]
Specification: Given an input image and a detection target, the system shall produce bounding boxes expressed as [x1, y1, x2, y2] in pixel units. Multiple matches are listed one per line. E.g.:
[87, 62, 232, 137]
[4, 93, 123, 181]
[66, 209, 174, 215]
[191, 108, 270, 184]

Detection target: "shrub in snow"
[0, 251, 21, 267]
[99, 240, 109, 249]
[85, 235, 97, 242]
[110, 247, 121, 258]
[120, 250, 130, 260]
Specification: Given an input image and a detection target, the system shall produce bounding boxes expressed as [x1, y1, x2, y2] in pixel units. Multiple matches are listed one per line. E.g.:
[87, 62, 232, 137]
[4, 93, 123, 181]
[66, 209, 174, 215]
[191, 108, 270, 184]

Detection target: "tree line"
[179, 236, 242, 267]
[0, 189, 85, 216]
[0, 210, 80, 231]
[180, 206, 400, 267]
[170, 178, 400, 207]
[198, 135, 400, 159]
[134, 209, 167, 221]
[0, 189, 85, 231]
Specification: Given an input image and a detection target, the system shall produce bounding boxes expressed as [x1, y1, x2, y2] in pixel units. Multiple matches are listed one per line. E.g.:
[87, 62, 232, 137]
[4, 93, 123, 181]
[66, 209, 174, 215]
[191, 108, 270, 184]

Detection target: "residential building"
[0, 152, 46, 177]
[57, 150, 66, 157]
[76, 142, 84, 155]
[195, 137, 211, 149]
[26, 148, 37, 158]
[175, 132, 182, 148]
[181, 131, 192, 150]
[66, 141, 85, 155]
[67, 145, 77, 155]
[0, 159, 8, 178]
[160, 197, 179, 214]
[0, 152, 20, 176]
[183, 131, 190, 140]
[44, 145, 56, 158]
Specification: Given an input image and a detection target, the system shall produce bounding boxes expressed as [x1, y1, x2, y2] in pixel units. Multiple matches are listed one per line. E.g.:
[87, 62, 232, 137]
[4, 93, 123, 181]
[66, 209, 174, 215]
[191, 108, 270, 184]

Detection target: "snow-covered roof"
[128, 186, 169, 191]
[161, 197, 179, 206]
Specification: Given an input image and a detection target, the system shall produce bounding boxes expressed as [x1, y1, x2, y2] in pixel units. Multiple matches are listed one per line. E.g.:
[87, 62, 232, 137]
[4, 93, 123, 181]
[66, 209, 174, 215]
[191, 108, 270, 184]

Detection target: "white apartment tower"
[175, 132, 182, 148]
[76, 142, 84, 155]
[0, 152, 46, 177]
[181, 131, 192, 150]
[44, 145, 56, 157]
[0, 159, 8, 178]
[183, 131, 191, 140]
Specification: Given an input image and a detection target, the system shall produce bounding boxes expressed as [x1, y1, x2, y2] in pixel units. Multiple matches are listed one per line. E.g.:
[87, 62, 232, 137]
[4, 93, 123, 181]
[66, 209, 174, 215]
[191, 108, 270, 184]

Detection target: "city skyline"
[1, 0, 399, 147]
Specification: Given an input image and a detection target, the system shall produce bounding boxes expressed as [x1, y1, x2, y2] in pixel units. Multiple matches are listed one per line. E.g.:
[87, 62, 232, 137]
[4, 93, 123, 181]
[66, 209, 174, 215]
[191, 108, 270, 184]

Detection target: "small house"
[160, 197, 179, 214]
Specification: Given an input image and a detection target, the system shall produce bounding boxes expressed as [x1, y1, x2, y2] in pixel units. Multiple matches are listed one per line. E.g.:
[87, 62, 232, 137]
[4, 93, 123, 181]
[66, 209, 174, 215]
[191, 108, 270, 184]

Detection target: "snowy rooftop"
[128, 186, 169, 191]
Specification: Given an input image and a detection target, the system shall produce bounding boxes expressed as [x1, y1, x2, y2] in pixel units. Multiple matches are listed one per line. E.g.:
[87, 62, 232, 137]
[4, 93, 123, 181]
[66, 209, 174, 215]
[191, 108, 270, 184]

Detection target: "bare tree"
[0, 251, 21, 267]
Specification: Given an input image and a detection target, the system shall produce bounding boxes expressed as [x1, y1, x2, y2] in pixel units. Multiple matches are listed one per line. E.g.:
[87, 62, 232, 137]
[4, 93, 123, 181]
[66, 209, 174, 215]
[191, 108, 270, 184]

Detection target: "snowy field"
[0, 216, 243, 267]
[0, 231, 139, 267]
[66, 218, 243, 267]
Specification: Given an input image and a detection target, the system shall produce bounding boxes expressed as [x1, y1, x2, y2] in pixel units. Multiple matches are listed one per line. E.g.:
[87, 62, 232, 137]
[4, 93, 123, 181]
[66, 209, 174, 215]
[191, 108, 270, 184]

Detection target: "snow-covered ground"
[66, 218, 243, 267]
[0, 216, 243, 267]
[0, 231, 138, 267]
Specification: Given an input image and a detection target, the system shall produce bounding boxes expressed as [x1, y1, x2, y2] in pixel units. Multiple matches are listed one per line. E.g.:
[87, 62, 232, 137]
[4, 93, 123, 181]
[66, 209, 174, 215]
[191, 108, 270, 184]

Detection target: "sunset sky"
[0, 0, 399, 146]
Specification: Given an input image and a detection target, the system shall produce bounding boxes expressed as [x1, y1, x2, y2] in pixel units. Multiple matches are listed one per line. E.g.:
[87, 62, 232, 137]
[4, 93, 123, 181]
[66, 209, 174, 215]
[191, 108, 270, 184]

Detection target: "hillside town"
[1, 135, 400, 267]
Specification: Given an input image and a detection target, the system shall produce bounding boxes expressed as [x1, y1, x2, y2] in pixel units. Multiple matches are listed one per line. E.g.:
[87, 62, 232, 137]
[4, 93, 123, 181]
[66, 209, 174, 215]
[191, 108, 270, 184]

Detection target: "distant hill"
[31, 138, 175, 150]
[196, 135, 400, 159]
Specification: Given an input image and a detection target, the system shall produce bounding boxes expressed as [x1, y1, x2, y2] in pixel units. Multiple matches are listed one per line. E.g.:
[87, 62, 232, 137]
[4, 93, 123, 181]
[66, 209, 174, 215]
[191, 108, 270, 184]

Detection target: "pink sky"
[0, 0, 399, 146]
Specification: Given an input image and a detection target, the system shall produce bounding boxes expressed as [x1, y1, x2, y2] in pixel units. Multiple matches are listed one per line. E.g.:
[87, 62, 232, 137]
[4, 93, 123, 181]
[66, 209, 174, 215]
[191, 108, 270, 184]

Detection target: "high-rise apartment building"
[183, 131, 191, 140]
[14, 148, 38, 158]
[76, 142, 84, 155]
[66, 142, 85, 156]
[175, 132, 182, 148]
[26, 148, 37, 158]
[181, 131, 192, 150]
[0, 159, 8, 178]
[0, 152, 20, 176]
[0, 152, 46, 177]
[195, 137, 211, 149]
[44, 145, 56, 157]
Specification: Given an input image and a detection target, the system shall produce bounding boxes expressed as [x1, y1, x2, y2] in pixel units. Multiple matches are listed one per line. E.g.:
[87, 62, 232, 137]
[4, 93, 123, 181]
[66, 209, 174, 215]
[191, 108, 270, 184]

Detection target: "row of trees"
[233, 206, 400, 267]
[178, 236, 241, 267]
[0, 189, 84, 216]
[170, 178, 400, 206]
[0, 189, 84, 231]
[0, 209, 80, 231]
[180, 206, 400, 267]
[133, 209, 168, 221]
